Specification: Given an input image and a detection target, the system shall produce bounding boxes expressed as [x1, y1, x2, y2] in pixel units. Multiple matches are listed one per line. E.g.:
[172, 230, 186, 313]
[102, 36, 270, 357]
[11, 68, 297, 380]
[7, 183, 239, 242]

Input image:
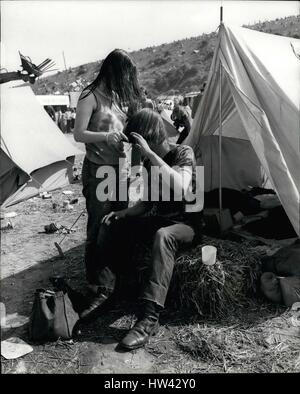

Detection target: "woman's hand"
[101, 209, 127, 225]
[106, 130, 128, 148]
[98, 110, 128, 149]
[130, 132, 153, 158]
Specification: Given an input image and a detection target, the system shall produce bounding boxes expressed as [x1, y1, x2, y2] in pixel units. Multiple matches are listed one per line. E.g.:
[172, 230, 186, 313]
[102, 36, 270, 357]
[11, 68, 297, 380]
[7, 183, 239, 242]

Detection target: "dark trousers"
[82, 157, 128, 284]
[95, 216, 196, 308]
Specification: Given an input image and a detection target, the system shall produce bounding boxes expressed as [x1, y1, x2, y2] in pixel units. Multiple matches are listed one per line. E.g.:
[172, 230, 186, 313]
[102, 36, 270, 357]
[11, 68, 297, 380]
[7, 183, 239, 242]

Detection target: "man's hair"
[124, 108, 167, 145]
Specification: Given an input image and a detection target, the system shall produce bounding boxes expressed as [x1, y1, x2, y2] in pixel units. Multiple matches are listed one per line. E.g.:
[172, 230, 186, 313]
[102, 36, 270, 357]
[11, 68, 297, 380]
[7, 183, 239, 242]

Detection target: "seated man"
[80, 108, 203, 350]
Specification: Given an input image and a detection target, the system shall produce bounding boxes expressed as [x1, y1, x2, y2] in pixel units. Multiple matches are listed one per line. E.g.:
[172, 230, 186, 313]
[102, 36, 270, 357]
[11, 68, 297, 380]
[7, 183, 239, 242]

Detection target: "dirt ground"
[0, 154, 195, 374]
[1, 139, 299, 374]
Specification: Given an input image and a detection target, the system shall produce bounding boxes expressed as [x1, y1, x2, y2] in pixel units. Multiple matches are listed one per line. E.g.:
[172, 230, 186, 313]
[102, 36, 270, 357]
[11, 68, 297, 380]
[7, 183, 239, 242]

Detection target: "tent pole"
[219, 6, 223, 234]
[62, 51, 68, 71]
[219, 63, 223, 233]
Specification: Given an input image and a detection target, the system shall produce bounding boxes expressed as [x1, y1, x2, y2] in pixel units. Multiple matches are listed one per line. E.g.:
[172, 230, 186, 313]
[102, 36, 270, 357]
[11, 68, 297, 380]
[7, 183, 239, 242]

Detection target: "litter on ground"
[2, 313, 29, 329]
[1, 337, 33, 360]
[0, 220, 13, 230]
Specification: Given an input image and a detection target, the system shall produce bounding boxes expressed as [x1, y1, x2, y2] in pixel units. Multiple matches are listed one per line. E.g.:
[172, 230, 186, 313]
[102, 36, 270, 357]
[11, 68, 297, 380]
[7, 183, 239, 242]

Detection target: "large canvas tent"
[0, 83, 83, 208]
[186, 24, 300, 237]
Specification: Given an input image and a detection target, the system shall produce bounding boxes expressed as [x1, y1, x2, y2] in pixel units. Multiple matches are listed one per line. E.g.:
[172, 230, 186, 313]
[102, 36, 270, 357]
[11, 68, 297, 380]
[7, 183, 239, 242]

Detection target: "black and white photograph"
[1, 0, 300, 377]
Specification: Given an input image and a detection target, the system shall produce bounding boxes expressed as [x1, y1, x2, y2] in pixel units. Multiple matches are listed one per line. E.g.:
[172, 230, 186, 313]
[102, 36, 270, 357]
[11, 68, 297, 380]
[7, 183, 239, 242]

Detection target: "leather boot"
[119, 315, 159, 350]
[79, 290, 111, 321]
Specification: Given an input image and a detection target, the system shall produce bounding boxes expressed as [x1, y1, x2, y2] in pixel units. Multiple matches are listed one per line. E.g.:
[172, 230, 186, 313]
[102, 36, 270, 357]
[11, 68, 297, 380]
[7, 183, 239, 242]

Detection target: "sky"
[1, 0, 299, 74]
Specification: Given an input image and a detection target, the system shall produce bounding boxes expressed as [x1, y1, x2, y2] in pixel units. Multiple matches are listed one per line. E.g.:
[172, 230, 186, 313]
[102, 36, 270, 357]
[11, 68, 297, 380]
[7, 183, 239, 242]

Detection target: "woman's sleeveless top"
[85, 88, 127, 165]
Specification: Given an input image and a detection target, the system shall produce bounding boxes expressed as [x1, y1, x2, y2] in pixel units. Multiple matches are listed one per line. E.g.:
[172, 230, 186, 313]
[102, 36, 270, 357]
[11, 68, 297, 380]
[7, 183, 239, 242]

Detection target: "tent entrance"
[185, 24, 300, 237]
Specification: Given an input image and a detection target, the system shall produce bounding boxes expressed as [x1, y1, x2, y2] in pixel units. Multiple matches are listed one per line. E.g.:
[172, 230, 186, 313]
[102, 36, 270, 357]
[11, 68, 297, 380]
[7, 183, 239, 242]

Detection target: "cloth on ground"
[262, 239, 300, 276]
[253, 194, 281, 210]
[204, 188, 262, 215]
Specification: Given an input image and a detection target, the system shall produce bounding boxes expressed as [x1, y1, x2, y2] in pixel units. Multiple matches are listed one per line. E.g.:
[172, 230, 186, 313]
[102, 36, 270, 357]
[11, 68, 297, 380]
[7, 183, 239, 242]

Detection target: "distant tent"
[186, 25, 300, 236]
[0, 83, 83, 208]
[35, 94, 70, 107]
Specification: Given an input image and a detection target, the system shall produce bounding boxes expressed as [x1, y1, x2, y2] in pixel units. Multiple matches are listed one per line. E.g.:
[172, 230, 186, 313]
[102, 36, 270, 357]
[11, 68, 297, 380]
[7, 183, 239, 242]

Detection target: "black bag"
[29, 288, 79, 341]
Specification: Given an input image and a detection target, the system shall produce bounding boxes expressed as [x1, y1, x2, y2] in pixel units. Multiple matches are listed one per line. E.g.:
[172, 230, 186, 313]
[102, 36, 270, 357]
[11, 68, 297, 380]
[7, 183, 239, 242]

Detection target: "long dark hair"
[81, 49, 141, 108]
[124, 108, 167, 145]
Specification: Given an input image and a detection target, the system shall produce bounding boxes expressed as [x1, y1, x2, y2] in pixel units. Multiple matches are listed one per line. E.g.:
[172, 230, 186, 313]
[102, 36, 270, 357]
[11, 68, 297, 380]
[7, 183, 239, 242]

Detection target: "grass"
[2, 296, 299, 374]
[174, 303, 300, 373]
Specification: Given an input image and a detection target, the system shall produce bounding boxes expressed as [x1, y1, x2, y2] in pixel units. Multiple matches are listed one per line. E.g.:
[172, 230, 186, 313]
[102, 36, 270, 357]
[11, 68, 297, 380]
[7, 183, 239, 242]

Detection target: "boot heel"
[150, 321, 159, 336]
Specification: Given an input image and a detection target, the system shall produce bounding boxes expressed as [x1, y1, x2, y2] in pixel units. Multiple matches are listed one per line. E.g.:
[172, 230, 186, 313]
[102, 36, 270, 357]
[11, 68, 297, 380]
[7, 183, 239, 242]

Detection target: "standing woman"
[74, 49, 141, 297]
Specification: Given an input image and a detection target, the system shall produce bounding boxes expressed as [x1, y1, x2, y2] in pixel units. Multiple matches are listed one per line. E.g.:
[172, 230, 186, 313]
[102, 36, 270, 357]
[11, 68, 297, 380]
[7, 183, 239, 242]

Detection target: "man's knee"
[153, 228, 176, 250]
[97, 220, 129, 249]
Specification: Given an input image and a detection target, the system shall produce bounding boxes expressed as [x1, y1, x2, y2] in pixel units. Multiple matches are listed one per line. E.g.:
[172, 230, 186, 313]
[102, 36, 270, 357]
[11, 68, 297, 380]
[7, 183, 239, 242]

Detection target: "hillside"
[32, 14, 300, 98]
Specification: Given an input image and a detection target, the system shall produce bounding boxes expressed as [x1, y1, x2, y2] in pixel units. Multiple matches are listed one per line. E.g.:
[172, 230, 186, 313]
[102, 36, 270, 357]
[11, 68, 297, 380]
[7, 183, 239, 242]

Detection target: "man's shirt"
[143, 144, 203, 232]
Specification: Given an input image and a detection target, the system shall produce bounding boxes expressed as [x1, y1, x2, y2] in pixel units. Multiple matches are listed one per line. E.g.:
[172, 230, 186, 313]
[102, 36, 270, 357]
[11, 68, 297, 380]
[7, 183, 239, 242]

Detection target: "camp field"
[1, 152, 299, 374]
[1, 17, 300, 375]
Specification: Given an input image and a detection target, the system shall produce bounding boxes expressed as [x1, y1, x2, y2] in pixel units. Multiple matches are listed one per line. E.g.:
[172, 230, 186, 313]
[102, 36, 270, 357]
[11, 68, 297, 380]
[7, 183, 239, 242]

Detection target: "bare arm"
[148, 151, 192, 196]
[131, 133, 192, 196]
[73, 92, 129, 148]
[73, 93, 107, 143]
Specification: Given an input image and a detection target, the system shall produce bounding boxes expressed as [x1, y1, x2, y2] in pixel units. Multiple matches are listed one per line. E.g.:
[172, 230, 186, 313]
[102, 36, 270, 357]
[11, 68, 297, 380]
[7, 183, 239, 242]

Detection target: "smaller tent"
[186, 25, 300, 236]
[1, 83, 83, 208]
[35, 95, 70, 107]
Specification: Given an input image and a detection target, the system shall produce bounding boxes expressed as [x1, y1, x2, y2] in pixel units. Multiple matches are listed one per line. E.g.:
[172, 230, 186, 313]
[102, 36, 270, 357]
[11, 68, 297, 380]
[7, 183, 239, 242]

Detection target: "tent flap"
[1, 83, 82, 174]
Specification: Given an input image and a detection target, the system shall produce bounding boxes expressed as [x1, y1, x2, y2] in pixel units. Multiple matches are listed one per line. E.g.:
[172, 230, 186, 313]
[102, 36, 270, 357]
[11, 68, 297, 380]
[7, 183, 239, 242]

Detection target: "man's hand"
[130, 132, 153, 157]
[101, 209, 127, 225]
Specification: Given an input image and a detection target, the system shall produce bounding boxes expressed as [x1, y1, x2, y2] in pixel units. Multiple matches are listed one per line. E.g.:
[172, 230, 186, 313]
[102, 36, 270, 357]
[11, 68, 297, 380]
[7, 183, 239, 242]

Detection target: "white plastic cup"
[202, 245, 217, 266]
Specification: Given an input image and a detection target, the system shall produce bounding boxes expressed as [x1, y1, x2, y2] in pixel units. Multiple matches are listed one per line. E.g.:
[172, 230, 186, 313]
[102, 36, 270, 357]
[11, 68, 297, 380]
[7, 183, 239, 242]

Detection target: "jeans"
[81, 157, 128, 284]
[95, 216, 198, 308]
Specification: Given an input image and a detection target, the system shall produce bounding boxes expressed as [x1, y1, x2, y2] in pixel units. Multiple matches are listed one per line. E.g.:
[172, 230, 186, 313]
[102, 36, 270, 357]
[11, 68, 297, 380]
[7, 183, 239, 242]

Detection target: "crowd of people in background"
[44, 80, 207, 144]
[44, 105, 76, 133]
